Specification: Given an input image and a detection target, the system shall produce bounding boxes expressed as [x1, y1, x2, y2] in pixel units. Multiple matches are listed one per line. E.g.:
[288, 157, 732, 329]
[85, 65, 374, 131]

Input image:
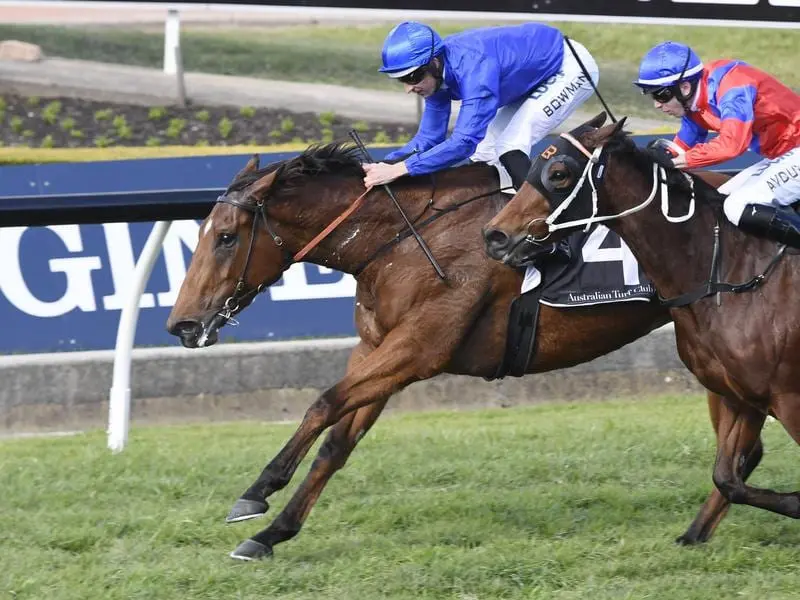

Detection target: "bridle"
[214, 191, 291, 322]
[524, 130, 784, 309]
[213, 178, 372, 323]
[524, 131, 695, 245]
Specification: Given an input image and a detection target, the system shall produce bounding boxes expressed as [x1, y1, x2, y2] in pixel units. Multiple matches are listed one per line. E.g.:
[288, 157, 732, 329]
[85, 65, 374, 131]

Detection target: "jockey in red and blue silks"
[362, 21, 600, 194]
[634, 41, 800, 249]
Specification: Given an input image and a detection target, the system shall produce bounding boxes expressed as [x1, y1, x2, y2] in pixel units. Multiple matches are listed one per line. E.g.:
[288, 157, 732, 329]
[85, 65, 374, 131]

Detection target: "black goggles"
[644, 86, 677, 104]
[397, 66, 427, 85]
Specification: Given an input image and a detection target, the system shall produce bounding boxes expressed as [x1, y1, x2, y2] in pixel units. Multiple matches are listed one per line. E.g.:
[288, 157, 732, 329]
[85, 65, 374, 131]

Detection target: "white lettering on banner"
[581, 225, 640, 286]
[0, 225, 102, 318]
[156, 220, 201, 307]
[1, 221, 355, 317]
[101, 221, 201, 309]
[270, 263, 356, 301]
[102, 223, 155, 310]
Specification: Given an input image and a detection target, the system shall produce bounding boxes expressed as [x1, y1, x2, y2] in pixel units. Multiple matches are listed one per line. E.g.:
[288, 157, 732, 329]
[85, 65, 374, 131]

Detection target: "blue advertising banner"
[0, 221, 362, 352]
[0, 139, 759, 354]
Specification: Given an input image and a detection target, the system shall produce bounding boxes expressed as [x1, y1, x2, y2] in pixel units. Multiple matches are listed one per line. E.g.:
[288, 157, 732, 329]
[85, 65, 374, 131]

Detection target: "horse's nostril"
[168, 320, 202, 338]
[483, 228, 510, 250]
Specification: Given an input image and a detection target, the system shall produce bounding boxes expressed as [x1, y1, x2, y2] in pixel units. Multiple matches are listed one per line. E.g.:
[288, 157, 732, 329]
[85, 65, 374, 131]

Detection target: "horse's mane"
[604, 127, 724, 207]
[226, 141, 500, 200]
[226, 143, 365, 196]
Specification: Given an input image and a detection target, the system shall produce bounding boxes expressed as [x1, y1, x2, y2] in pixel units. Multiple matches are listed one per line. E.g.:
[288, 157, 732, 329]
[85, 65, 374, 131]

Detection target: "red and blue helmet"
[634, 41, 703, 91]
[379, 21, 444, 78]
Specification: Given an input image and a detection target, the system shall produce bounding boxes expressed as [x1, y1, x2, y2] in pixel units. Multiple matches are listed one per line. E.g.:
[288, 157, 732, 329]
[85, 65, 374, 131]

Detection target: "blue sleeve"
[674, 116, 709, 150]
[405, 59, 500, 176]
[384, 91, 451, 162]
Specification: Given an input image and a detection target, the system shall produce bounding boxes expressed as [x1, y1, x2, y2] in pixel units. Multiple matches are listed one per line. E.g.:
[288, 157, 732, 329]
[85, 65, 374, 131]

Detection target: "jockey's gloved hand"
[645, 139, 678, 170]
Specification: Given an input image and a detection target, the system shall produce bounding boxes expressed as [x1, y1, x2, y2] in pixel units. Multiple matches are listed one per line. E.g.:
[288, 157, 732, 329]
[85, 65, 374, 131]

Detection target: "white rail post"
[107, 220, 172, 452]
[163, 8, 181, 75]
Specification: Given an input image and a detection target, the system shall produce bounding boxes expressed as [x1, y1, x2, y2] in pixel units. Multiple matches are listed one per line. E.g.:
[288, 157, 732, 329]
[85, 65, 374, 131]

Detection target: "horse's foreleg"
[711, 396, 799, 518]
[226, 342, 373, 523]
[224, 300, 480, 559]
[677, 392, 764, 545]
[230, 397, 389, 560]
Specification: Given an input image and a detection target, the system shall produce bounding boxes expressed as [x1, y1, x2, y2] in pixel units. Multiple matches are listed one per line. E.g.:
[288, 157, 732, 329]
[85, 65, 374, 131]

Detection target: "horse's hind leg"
[226, 342, 373, 523]
[712, 396, 799, 519]
[677, 392, 764, 545]
[230, 397, 389, 560]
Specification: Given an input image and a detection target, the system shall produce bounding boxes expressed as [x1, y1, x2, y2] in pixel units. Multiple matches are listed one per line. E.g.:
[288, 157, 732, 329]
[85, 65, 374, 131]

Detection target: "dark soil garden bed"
[0, 94, 414, 149]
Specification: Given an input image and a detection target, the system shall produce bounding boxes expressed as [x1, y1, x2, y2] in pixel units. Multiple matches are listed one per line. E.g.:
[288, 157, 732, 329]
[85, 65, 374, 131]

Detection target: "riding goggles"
[644, 86, 676, 104]
[397, 66, 427, 86]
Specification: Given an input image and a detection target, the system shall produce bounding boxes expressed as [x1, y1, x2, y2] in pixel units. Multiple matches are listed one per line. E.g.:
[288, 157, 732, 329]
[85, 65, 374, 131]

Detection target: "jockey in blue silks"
[362, 21, 600, 193]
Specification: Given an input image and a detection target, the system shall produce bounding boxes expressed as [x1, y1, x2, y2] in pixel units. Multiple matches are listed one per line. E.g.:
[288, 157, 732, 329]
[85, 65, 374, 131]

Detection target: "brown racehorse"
[484, 113, 799, 536]
[166, 143, 743, 560]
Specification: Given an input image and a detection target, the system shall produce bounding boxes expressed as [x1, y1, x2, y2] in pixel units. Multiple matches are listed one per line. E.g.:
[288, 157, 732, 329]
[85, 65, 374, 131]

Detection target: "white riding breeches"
[720, 145, 800, 225]
[471, 38, 600, 188]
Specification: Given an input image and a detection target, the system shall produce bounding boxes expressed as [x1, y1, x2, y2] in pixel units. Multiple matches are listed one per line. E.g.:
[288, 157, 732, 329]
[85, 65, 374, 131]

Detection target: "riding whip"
[348, 130, 447, 281]
[564, 36, 617, 123]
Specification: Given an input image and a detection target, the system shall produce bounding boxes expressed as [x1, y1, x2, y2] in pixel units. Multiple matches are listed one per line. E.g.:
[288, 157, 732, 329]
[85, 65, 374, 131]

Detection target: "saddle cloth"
[522, 223, 656, 306]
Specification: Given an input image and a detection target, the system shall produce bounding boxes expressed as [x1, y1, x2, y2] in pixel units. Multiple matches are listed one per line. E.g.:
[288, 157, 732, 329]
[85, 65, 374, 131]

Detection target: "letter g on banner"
[0, 225, 102, 318]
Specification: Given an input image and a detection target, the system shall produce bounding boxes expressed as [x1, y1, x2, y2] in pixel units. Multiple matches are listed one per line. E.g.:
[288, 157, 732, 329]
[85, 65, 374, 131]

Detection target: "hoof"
[230, 538, 272, 561]
[675, 533, 703, 546]
[226, 498, 269, 523]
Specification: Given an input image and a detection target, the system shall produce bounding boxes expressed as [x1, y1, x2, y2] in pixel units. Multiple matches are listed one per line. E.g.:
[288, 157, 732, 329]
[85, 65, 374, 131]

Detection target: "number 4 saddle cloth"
[522, 223, 656, 306]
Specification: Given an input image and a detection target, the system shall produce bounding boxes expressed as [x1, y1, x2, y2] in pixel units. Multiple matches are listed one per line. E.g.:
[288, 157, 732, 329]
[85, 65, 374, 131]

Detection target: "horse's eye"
[551, 170, 568, 181]
[217, 233, 237, 248]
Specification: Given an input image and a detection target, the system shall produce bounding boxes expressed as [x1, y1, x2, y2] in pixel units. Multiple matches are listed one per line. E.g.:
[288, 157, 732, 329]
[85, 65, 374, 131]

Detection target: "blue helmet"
[634, 41, 703, 90]
[379, 21, 443, 78]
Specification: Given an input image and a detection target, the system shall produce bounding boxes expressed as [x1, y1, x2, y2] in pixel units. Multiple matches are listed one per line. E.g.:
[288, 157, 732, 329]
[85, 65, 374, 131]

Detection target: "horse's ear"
[250, 169, 279, 198]
[236, 154, 260, 180]
[588, 116, 628, 147]
[587, 112, 607, 129]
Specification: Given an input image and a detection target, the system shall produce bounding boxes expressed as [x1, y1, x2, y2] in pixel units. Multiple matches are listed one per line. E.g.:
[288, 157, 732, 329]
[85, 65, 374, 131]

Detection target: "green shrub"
[166, 118, 187, 138]
[145, 136, 162, 147]
[148, 107, 166, 120]
[93, 135, 113, 148]
[26, 96, 40, 107]
[60, 117, 76, 131]
[321, 127, 334, 143]
[372, 130, 391, 144]
[22, 129, 35, 138]
[194, 139, 210, 147]
[117, 125, 134, 140]
[195, 109, 210, 122]
[94, 109, 113, 122]
[9, 116, 23, 133]
[218, 117, 233, 139]
[41, 101, 62, 125]
[318, 111, 336, 127]
[40, 135, 55, 149]
[351, 120, 369, 133]
[112, 115, 127, 129]
[395, 133, 411, 144]
[239, 106, 256, 118]
[69, 129, 84, 139]
[0, 97, 6, 111]
[268, 129, 282, 139]
[280, 117, 295, 133]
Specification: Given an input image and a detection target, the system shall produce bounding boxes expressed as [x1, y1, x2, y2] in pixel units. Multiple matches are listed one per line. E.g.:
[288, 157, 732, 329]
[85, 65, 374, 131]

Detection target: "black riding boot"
[499, 149, 531, 193]
[737, 204, 800, 249]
